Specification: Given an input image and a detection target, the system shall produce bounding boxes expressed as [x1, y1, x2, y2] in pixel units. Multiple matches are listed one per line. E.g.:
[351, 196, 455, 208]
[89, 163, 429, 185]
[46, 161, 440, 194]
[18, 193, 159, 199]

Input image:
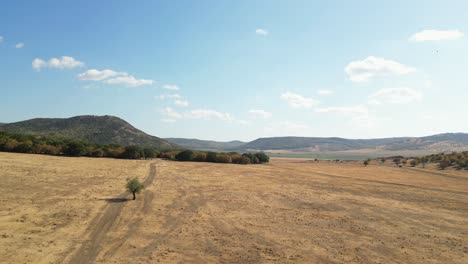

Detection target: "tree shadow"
[99, 197, 130, 203]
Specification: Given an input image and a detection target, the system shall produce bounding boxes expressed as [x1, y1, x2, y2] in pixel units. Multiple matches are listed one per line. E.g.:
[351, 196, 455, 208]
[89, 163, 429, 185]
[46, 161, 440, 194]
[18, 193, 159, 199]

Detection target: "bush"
[243, 153, 259, 164]
[120, 146, 144, 159]
[439, 160, 451, 170]
[409, 160, 418, 167]
[175, 150, 194, 161]
[230, 153, 243, 164]
[63, 142, 86, 156]
[206, 152, 217, 162]
[143, 148, 157, 159]
[193, 152, 207, 162]
[255, 152, 270, 163]
[158, 151, 176, 160]
[91, 148, 104, 157]
[215, 154, 232, 163]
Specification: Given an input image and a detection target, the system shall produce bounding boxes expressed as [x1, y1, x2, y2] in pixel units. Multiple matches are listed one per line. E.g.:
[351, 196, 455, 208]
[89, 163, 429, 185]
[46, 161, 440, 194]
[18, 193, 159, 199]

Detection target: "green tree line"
[0, 130, 269, 164]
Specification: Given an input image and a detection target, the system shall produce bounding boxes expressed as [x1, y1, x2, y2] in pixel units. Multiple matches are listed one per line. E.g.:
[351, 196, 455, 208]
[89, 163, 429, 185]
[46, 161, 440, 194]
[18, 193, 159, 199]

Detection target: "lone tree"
[126, 178, 145, 200]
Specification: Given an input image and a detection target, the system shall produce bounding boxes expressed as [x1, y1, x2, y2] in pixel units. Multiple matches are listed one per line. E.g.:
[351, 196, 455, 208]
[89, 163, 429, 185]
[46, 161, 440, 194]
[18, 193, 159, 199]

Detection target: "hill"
[164, 138, 245, 151]
[0, 115, 178, 149]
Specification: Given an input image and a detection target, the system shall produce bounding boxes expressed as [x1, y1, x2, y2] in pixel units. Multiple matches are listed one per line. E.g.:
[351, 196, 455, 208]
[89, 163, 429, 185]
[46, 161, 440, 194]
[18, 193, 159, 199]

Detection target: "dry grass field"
[0, 153, 467, 263]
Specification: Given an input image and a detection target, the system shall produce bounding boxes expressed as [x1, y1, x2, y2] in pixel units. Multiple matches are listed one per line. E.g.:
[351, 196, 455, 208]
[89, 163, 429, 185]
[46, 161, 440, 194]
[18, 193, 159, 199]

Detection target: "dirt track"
[68, 163, 157, 264]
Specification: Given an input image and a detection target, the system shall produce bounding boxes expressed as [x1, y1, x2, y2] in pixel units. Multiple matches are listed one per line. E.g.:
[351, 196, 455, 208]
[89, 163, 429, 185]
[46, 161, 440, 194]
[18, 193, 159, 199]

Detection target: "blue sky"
[1, 0, 467, 141]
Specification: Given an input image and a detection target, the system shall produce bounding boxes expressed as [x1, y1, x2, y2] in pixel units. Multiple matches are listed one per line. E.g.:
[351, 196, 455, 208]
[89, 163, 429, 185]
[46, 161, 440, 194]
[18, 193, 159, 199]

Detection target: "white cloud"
[104, 75, 153, 87]
[281, 92, 319, 108]
[0, 36, 3, 43]
[316, 105, 368, 116]
[174, 99, 189, 107]
[161, 107, 232, 122]
[186, 109, 232, 121]
[368, 87, 422, 104]
[248, 109, 272, 118]
[410, 29, 464, 42]
[161, 118, 176, 123]
[317, 89, 335, 95]
[78, 69, 123, 81]
[162, 107, 183, 119]
[345, 56, 415, 82]
[255, 28, 269, 36]
[162, 84, 179, 91]
[159, 93, 181, 100]
[32, 56, 84, 71]
[15, 42, 24, 49]
[78, 68, 153, 87]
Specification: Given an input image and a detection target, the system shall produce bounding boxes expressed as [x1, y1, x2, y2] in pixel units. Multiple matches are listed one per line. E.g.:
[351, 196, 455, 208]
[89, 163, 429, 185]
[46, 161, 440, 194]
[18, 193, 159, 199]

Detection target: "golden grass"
[0, 153, 467, 263]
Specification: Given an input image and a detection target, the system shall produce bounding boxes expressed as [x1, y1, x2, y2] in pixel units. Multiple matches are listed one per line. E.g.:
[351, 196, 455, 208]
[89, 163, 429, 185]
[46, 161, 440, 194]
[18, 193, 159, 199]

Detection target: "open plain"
[0, 153, 467, 263]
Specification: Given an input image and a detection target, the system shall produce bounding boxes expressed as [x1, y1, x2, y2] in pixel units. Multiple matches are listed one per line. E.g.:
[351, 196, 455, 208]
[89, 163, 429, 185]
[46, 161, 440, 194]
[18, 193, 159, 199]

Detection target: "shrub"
[230, 153, 243, 164]
[91, 149, 104, 157]
[255, 152, 270, 163]
[439, 160, 451, 170]
[143, 148, 157, 159]
[193, 152, 207, 162]
[238, 156, 251, 164]
[243, 153, 259, 164]
[206, 152, 217, 162]
[175, 150, 194, 161]
[409, 160, 418, 167]
[363, 160, 369, 166]
[159, 151, 176, 160]
[120, 146, 144, 159]
[63, 142, 86, 156]
[215, 154, 232, 163]
[126, 178, 145, 200]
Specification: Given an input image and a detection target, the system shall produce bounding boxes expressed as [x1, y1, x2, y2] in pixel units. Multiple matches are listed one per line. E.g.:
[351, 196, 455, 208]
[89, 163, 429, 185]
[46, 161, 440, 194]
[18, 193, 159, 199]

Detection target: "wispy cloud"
[368, 87, 422, 104]
[104, 75, 153, 87]
[161, 107, 233, 122]
[32, 56, 84, 71]
[78, 68, 153, 87]
[174, 99, 189, 107]
[78, 69, 123, 81]
[317, 89, 335, 95]
[0, 36, 3, 43]
[345, 56, 415, 82]
[158, 94, 181, 100]
[255, 28, 269, 36]
[161, 84, 179, 91]
[410, 29, 464, 42]
[281, 92, 319, 108]
[161, 118, 176, 123]
[249, 109, 272, 119]
[15, 42, 24, 49]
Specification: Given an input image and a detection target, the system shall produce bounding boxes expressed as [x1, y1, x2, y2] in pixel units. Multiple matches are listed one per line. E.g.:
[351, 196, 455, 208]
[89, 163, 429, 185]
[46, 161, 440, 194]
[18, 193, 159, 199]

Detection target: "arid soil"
[0, 153, 467, 263]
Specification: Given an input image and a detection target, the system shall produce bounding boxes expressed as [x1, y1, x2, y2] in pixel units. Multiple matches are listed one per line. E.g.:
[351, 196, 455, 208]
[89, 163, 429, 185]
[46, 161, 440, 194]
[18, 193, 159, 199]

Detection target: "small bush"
[175, 150, 194, 161]
[193, 152, 207, 162]
[215, 154, 232, 163]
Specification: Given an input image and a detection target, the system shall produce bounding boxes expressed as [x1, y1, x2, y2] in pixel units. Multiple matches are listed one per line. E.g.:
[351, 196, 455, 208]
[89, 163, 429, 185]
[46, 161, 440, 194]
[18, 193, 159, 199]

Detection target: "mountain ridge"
[0, 115, 178, 149]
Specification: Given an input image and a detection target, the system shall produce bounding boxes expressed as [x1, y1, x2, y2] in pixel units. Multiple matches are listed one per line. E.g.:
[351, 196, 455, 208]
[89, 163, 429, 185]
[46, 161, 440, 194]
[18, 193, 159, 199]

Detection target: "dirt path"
[68, 162, 157, 264]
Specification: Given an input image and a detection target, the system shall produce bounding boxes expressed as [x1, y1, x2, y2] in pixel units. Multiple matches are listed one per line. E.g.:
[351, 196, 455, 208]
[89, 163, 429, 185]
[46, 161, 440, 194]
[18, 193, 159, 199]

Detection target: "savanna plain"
[0, 152, 467, 263]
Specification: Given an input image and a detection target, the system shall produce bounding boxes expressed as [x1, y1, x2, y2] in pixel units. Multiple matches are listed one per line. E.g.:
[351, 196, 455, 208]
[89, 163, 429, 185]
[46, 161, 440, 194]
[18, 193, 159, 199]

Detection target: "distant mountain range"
[1, 115, 467, 158]
[164, 138, 246, 151]
[164, 134, 468, 158]
[0, 115, 178, 149]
